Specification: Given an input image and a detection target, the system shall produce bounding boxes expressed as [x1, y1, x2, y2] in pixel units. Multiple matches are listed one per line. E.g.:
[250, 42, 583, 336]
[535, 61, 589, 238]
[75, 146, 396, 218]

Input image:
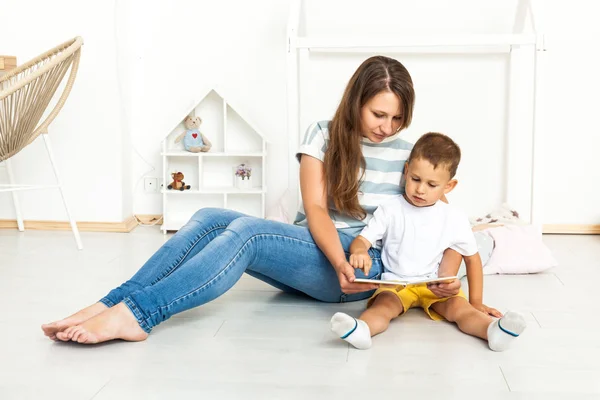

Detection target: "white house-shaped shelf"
[161, 88, 270, 232]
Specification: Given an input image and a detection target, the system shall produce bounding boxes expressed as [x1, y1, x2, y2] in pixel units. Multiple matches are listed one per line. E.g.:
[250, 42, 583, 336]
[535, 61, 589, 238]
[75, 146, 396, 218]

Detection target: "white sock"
[487, 311, 526, 352]
[330, 312, 372, 350]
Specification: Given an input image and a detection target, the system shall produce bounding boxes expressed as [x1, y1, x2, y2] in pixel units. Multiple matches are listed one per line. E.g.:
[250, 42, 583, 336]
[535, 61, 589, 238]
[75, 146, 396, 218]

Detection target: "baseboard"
[0, 218, 597, 234]
[0, 216, 140, 233]
[542, 224, 600, 234]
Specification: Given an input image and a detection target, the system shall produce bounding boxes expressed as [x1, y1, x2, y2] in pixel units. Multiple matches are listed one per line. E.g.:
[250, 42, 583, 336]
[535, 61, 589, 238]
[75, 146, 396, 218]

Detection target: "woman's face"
[360, 91, 404, 143]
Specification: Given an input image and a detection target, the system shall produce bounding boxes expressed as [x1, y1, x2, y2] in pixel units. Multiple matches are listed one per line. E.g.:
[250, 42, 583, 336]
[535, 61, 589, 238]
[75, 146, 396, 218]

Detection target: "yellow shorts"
[367, 285, 467, 321]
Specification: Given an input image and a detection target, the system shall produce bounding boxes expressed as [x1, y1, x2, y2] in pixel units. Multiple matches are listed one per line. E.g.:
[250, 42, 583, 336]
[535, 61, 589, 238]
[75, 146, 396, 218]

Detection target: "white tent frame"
[286, 0, 546, 224]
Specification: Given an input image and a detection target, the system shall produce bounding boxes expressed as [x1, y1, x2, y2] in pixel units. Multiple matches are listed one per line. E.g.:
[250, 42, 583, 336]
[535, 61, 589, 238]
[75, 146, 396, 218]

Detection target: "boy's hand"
[428, 278, 461, 298]
[349, 251, 372, 276]
[334, 261, 378, 294]
[472, 303, 503, 317]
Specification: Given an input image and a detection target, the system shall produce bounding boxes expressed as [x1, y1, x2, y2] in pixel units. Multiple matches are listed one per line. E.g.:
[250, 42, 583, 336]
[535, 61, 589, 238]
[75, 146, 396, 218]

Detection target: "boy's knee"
[443, 307, 458, 322]
[440, 297, 466, 322]
[371, 292, 403, 317]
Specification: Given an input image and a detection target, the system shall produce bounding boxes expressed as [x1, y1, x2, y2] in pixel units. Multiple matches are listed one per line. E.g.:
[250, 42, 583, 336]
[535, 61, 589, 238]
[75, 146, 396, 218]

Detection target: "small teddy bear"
[167, 171, 191, 191]
[175, 116, 212, 152]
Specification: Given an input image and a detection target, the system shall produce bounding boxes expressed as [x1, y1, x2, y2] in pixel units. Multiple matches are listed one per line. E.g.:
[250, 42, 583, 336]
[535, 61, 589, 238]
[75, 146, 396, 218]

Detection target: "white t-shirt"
[359, 195, 478, 280]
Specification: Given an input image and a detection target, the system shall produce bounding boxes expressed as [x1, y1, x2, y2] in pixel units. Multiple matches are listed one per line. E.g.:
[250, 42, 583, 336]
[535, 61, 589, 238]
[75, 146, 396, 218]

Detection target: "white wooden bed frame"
[286, 0, 546, 224]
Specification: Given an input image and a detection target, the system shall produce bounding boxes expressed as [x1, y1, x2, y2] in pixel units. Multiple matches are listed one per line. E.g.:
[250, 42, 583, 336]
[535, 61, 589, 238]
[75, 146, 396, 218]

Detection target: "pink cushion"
[483, 224, 558, 274]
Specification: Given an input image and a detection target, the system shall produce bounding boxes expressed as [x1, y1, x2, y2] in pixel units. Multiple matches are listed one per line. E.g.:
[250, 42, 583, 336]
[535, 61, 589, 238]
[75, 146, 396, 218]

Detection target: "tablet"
[353, 275, 458, 286]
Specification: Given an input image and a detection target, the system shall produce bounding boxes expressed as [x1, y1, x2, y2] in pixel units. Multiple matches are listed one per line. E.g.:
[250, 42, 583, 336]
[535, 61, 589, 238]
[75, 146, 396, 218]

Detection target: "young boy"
[330, 132, 526, 351]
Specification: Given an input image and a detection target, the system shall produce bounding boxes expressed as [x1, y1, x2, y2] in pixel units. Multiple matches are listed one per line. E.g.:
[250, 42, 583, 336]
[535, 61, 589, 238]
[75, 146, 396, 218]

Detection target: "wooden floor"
[0, 227, 597, 399]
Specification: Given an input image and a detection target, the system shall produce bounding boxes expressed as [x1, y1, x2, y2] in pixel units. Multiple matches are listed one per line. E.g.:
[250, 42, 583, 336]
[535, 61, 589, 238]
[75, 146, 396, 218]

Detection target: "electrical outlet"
[144, 177, 158, 192]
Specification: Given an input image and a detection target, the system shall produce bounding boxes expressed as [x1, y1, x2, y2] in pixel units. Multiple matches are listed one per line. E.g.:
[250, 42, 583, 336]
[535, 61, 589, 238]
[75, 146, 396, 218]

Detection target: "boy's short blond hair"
[408, 132, 461, 178]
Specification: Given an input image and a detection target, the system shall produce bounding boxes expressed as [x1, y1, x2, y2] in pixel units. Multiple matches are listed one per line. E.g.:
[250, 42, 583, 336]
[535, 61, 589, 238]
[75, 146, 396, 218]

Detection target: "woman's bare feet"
[41, 302, 109, 341]
[56, 302, 148, 344]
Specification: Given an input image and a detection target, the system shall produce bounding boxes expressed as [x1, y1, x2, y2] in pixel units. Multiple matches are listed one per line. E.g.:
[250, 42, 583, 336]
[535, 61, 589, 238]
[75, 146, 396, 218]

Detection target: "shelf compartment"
[203, 156, 263, 190]
[162, 187, 265, 195]
[162, 151, 265, 157]
[227, 193, 263, 218]
[161, 193, 224, 231]
[164, 157, 199, 191]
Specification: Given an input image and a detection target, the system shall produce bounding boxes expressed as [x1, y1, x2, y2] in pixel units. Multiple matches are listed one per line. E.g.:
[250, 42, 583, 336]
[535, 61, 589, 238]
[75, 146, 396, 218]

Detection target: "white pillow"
[482, 224, 558, 274]
[265, 190, 291, 224]
[470, 203, 528, 227]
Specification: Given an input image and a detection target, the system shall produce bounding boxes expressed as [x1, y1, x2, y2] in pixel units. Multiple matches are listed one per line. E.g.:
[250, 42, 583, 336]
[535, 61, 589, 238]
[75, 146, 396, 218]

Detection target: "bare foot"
[56, 303, 148, 344]
[42, 302, 109, 341]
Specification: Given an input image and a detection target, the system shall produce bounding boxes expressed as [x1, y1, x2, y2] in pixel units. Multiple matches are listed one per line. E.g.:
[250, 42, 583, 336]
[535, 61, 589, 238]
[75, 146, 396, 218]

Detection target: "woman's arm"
[299, 155, 378, 294]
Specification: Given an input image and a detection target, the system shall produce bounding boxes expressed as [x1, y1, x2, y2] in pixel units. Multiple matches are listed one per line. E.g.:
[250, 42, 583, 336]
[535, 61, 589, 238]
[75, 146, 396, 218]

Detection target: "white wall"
[297, 53, 509, 219]
[0, 0, 130, 222]
[533, 0, 600, 224]
[1, 0, 599, 226]
[127, 0, 291, 216]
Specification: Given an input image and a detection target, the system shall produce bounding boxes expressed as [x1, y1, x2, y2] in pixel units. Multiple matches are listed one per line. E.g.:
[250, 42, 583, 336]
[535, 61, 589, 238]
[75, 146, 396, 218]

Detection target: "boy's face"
[403, 158, 457, 207]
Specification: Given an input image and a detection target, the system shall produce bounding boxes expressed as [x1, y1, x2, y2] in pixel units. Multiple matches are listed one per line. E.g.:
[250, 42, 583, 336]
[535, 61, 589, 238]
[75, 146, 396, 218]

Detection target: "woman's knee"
[190, 207, 245, 225]
[225, 216, 269, 240]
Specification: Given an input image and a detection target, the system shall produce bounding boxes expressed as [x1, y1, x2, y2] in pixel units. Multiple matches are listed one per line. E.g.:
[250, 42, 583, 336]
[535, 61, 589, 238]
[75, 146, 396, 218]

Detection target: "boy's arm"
[464, 253, 502, 317]
[349, 235, 373, 275]
[350, 235, 372, 254]
[350, 203, 388, 276]
[464, 253, 483, 305]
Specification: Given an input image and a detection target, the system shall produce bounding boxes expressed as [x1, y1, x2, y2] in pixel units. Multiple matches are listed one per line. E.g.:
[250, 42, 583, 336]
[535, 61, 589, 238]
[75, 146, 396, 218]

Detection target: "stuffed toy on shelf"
[167, 171, 191, 191]
[175, 116, 212, 152]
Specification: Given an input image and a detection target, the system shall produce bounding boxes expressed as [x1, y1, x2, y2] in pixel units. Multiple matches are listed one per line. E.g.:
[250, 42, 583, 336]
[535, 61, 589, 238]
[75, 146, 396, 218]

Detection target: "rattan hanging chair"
[0, 37, 84, 249]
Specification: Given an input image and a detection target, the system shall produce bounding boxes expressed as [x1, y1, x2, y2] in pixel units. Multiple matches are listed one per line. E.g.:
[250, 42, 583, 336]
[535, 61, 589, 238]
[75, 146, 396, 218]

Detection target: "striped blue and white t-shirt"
[294, 120, 413, 248]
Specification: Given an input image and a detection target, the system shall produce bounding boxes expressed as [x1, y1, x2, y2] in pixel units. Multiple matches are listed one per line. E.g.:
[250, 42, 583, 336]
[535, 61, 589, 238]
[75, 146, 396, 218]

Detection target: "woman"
[42, 56, 462, 344]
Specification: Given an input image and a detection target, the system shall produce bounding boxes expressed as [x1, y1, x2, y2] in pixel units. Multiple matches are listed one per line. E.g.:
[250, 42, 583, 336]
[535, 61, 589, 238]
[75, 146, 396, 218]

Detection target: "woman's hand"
[349, 251, 372, 275]
[427, 278, 462, 298]
[335, 261, 378, 294]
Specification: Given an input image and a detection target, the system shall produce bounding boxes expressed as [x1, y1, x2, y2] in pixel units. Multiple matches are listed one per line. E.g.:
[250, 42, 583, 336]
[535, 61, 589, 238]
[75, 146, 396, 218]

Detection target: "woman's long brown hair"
[324, 56, 415, 219]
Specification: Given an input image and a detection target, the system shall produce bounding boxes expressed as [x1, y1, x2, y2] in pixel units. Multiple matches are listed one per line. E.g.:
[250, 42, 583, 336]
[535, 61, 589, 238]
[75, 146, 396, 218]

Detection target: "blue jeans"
[100, 208, 382, 333]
